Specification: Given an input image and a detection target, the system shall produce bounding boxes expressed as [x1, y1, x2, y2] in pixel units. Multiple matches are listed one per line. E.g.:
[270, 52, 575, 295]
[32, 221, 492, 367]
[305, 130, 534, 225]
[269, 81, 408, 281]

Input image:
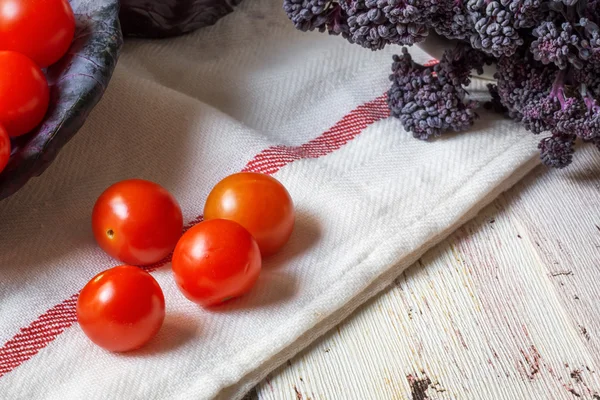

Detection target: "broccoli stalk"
[580, 83, 600, 113]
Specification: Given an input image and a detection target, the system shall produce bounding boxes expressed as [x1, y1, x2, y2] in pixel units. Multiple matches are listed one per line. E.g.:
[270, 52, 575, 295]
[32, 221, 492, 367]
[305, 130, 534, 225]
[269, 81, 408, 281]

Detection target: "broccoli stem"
[550, 70, 568, 110]
[580, 83, 600, 112]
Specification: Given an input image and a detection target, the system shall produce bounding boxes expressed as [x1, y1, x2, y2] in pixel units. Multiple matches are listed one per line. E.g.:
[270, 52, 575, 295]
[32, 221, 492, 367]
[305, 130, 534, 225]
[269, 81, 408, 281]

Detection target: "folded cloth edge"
[178, 132, 541, 400]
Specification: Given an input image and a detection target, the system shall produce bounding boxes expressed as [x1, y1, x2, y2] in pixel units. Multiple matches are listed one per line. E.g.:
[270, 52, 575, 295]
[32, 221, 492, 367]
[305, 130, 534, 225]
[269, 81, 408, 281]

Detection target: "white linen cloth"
[0, 0, 540, 398]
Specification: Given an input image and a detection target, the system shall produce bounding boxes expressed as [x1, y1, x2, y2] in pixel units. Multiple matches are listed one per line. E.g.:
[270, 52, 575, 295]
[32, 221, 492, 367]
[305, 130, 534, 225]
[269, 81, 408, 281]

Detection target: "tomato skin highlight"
[0, 0, 76, 67]
[204, 172, 295, 257]
[172, 219, 262, 307]
[92, 179, 184, 266]
[0, 125, 10, 173]
[0, 51, 50, 137]
[76, 265, 165, 352]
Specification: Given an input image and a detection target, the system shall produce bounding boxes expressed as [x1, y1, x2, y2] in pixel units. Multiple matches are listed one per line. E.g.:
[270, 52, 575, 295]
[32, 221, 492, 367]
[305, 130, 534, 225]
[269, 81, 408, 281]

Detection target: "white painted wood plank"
[256, 144, 600, 399]
[495, 144, 600, 364]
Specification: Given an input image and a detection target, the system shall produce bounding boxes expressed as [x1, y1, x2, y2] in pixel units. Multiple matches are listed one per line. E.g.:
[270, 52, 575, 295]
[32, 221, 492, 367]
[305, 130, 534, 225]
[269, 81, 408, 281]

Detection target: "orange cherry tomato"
[0, 125, 9, 173]
[203, 172, 295, 257]
[77, 265, 165, 352]
[0, 0, 76, 68]
[0, 51, 49, 137]
[172, 219, 262, 307]
[92, 179, 183, 266]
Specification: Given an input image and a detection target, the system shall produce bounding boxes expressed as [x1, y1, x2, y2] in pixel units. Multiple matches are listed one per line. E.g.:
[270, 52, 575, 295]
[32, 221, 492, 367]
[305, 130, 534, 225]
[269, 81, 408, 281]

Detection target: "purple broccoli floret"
[529, 3, 600, 69]
[494, 48, 600, 167]
[531, 21, 580, 69]
[467, 0, 525, 57]
[432, 2, 472, 41]
[341, 0, 430, 50]
[283, 0, 436, 50]
[283, 0, 350, 37]
[283, 0, 331, 32]
[387, 45, 490, 139]
[538, 134, 576, 168]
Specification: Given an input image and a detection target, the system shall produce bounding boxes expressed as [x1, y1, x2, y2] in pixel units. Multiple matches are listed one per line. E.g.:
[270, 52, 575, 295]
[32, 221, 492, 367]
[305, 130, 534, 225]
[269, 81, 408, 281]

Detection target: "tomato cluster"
[78, 173, 295, 352]
[0, 0, 76, 174]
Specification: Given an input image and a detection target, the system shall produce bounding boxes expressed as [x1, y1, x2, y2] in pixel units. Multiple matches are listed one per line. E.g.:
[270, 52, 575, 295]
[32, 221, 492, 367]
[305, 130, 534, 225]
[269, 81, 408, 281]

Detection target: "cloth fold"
[0, 0, 540, 398]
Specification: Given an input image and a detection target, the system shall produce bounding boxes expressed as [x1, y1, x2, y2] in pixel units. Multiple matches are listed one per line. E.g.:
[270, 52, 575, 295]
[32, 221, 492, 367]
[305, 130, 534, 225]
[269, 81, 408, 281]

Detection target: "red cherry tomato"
[77, 265, 165, 352]
[172, 219, 262, 306]
[92, 179, 183, 266]
[0, 125, 9, 174]
[0, 0, 76, 68]
[204, 172, 295, 257]
[0, 51, 50, 137]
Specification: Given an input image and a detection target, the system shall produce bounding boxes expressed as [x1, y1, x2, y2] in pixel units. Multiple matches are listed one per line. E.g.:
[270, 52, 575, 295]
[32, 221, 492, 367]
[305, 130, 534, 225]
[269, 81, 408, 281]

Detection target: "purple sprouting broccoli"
[341, 0, 433, 50]
[283, 0, 543, 56]
[572, 51, 600, 94]
[387, 45, 490, 139]
[283, 0, 332, 32]
[493, 49, 600, 167]
[282, 0, 600, 168]
[538, 134, 576, 168]
[466, 0, 524, 57]
[531, 21, 581, 69]
[432, 1, 472, 41]
[283, 0, 350, 37]
[282, 0, 595, 65]
[283, 0, 437, 50]
[530, 2, 600, 70]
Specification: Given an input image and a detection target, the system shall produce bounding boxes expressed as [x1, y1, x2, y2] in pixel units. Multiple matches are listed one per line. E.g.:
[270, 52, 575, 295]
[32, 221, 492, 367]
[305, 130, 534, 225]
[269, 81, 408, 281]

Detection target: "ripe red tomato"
[0, 0, 76, 68]
[77, 265, 165, 352]
[92, 179, 183, 266]
[0, 51, 50, 137]
[172, 219, 262, 306]
[204, 172, 295, 257]
[0, 125, 9, 174]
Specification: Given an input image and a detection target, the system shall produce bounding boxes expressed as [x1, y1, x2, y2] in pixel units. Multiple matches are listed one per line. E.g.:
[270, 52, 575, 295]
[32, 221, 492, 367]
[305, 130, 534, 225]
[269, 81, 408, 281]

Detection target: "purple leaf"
[120, 0, 242, 38]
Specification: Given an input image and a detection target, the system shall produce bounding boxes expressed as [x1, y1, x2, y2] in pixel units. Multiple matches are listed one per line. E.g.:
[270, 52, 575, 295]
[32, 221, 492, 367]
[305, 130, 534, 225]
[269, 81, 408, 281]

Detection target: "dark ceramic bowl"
[0, 0, 123, 201]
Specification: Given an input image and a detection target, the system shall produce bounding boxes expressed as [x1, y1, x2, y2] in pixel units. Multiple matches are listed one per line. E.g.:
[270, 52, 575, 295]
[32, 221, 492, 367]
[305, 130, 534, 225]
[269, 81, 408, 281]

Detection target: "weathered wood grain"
[256, 143, 600, 400]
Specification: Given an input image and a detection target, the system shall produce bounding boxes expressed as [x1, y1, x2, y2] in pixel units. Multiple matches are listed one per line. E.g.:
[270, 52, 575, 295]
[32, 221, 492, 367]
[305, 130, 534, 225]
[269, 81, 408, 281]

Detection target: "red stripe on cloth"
[0, 295, 78, 377]
[0, 94, 390, 378]
[243, 97, 389, 174]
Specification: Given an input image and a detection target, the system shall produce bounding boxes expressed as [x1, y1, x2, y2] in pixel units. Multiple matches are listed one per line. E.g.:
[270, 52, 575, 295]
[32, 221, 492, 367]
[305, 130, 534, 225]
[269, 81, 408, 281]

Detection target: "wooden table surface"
[244, 143, 600, 399]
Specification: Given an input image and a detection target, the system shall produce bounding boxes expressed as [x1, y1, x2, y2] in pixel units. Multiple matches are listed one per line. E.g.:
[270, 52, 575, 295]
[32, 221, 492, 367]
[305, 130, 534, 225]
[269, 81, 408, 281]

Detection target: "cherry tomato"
[204, 172, 295, 257]
[0, 0, 76, 68]
[172, 219, 262, 306]
[92, 179, 183, 266]
[77, 265, 165, 352]
[0, 51, 50, 137]
[0, 125, 9, 174]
